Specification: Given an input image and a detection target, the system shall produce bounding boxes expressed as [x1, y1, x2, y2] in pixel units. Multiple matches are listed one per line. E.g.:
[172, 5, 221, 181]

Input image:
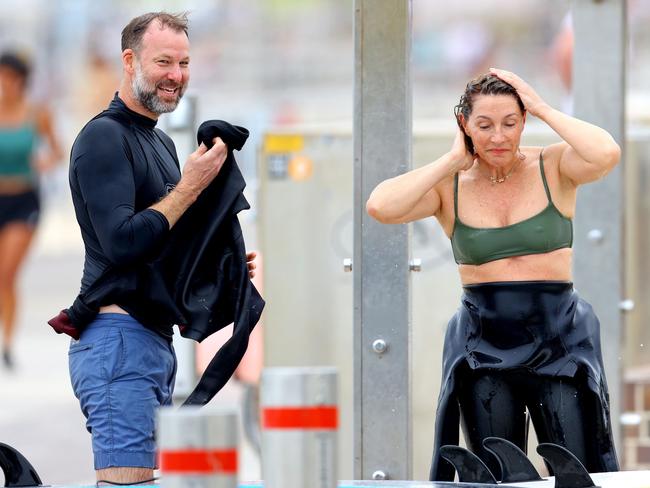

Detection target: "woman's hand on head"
[489, 67, 549, 117]
[451, 127, 476, 172]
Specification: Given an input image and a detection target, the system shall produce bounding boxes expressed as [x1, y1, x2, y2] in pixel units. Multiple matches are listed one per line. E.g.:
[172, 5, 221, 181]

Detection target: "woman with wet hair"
[367, 68, 620, 480]
[0, 51, 62, 368]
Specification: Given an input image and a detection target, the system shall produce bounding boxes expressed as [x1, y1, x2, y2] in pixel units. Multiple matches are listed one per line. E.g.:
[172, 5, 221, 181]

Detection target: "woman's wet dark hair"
[454, 73, 525, 120]
[0, 52, 31, 82]
[454, 73, 525, 153]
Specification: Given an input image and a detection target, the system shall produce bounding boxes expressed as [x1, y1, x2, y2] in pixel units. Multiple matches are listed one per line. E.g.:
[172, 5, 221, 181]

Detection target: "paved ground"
[0, 202, 260, 485]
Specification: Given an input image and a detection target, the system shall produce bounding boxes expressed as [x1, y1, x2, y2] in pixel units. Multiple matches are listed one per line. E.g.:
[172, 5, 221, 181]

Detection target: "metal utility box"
[258, 121, 592, 478]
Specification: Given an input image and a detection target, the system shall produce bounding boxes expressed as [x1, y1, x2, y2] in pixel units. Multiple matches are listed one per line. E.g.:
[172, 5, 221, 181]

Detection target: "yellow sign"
[263, 134, 304, 154]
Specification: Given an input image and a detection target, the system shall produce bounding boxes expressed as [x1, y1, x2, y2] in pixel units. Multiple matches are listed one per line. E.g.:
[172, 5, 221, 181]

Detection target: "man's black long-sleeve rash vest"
[61, 112, 264, 403]
[69, 95, 180, 336]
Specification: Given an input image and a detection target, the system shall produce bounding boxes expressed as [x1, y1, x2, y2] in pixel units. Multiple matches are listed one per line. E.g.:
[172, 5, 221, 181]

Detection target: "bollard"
[261, 367, 338, 488]
[158, 406, 238, 488]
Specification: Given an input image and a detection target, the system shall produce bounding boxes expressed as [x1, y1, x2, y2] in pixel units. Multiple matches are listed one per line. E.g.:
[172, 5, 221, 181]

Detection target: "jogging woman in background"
[0, 51, 62, 368]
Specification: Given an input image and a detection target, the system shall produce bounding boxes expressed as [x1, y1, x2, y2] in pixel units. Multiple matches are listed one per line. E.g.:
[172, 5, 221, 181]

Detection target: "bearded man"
[67, 12, 241, 484]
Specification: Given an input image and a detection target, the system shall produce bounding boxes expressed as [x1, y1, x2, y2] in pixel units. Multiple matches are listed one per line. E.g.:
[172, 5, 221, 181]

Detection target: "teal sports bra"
[0, 123, 37, 179]
[451, 153, 573, 265]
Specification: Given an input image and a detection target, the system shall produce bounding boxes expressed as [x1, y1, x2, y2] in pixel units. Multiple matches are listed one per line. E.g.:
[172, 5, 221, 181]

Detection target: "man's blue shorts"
[68, 313, 177, 470]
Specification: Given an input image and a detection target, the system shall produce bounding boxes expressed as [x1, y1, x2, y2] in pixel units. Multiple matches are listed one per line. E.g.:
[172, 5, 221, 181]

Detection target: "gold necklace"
[487, 155, 524, 184]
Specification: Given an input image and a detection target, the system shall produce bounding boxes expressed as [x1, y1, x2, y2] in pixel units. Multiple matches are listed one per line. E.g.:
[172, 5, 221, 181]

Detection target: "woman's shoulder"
[521, 143, 566, 167]
[521, 143, 577, 196]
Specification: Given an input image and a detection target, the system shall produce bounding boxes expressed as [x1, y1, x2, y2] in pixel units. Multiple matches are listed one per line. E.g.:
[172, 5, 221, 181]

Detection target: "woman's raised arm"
[366, 128, 473, 224]
[489, 67, 620, 185]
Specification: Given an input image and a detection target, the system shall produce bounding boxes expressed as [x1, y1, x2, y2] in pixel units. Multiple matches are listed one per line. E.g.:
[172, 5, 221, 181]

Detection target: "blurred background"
[1, 0, 650, 484]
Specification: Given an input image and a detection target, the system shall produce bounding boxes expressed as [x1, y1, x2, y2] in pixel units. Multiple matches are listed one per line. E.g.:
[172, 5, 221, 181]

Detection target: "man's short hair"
[121, 12, 189, 53]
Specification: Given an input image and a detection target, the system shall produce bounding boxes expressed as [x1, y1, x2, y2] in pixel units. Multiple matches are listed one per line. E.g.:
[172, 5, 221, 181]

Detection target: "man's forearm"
[149, 182, 199, 229]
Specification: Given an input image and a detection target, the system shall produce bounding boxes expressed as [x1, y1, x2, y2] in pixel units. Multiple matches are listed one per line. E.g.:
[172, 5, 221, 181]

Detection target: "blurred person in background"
[548, 12, 573, 114]
[80, 50, 121, 117]
[0, 51, 61, 369]
[367, 69, 620, 480]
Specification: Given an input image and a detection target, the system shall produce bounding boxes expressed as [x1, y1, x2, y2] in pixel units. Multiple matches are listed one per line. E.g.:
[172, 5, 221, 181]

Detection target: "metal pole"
[572, 0, 626, 449]
[353, 0, 412, 480]
[163, 95, 199, 403]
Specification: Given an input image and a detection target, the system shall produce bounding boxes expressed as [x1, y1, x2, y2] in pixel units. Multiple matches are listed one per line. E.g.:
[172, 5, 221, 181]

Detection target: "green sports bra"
[451, 153, 573, 265]
[0, 123, 37, 179]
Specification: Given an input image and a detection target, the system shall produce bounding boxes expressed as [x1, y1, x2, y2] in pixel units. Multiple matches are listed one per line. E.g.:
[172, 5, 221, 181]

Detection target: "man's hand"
[149, 137, 228, 229]
[246, 251, 257, 279]
[179, 137, 228, 197]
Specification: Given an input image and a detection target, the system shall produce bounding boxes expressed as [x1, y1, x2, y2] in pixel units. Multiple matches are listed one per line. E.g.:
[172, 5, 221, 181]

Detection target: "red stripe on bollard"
[262, 406, 338, 430]
[159, 448, 238, 474]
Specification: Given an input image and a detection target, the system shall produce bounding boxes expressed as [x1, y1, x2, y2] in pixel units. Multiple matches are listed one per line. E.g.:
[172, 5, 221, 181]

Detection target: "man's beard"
[131, 63, 186, 115]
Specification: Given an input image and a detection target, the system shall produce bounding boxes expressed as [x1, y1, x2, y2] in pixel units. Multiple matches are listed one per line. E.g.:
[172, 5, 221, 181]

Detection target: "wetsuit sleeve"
[72, 120, 169, 265]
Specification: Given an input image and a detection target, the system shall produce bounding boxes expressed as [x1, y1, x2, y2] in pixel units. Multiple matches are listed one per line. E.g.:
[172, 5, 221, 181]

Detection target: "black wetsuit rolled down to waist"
[430, 281, 619, 481]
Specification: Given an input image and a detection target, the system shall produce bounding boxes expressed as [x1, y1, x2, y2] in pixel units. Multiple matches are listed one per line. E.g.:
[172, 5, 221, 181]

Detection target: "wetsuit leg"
[525, 374, 619, 473]
[457, 369, 527, 479]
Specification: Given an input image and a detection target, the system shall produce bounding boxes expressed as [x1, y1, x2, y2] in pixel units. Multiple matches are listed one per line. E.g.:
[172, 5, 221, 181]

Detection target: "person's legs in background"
[0, 221, 36, 368]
